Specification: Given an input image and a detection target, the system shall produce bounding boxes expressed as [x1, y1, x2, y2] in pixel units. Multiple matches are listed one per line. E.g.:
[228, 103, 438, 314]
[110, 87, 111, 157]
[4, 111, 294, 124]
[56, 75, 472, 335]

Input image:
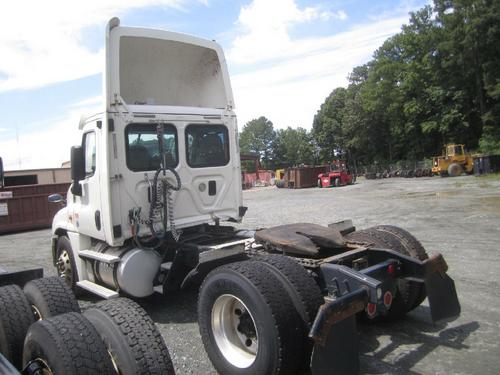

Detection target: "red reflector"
[366, 303, 377, 318]
[387, 264, 395, 276]
[383, 291, 393, 308]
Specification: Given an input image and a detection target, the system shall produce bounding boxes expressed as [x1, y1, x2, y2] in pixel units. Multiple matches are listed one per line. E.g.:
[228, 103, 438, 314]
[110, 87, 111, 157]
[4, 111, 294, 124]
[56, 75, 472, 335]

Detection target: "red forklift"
[317, 159, 355, 188]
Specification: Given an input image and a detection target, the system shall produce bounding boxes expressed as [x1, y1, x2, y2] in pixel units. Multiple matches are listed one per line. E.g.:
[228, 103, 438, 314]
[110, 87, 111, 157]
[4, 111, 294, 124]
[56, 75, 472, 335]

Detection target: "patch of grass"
[477, 173, 500, 181]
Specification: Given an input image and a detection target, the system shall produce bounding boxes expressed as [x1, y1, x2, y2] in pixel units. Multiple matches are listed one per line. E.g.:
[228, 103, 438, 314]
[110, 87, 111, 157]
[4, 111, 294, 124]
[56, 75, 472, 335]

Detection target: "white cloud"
[0, 0, 183, 92]
[320, 10, 347, 21]
[0, 100, 102, 170]
[228, 0, 410, 130]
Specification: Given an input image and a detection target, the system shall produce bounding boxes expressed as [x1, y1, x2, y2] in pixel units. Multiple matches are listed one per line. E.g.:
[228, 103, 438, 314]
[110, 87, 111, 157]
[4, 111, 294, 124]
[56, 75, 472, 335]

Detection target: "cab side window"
[83, 132, 96, 177]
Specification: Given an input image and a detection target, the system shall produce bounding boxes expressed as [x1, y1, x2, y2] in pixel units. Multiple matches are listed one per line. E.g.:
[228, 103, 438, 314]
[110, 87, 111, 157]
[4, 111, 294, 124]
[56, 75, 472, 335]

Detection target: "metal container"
[285, 166, 328, 189]
[473, 154, 500, 175]
[0, 183, 70, 234]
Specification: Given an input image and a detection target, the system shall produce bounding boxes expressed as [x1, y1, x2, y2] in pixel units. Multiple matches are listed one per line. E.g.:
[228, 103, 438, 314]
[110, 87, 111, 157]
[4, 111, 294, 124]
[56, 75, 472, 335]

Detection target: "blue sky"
[0, 0, 428, 170]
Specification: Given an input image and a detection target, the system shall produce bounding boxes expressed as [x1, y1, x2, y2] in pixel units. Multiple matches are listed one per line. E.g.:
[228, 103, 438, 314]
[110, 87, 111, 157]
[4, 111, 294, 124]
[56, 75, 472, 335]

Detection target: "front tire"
[448, 163, 463, 177]
[198, 261, 304, 375]
[55, 236, 80, 294]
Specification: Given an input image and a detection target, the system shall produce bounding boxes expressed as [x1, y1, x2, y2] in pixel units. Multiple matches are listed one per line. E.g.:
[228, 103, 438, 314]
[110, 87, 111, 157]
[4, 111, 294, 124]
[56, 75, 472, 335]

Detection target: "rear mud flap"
[421, 253, 461, 323]
[311, 316, 359, 375]
[426, 272, 461, 323]
[309, 288, 367, 375]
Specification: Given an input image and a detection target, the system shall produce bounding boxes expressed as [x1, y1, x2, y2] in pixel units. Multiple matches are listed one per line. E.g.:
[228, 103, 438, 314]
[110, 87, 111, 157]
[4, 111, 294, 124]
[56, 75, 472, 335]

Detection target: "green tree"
[239, 117, 276, 168]
[273, 127, 315, 166]
[312, 87, 347, 162]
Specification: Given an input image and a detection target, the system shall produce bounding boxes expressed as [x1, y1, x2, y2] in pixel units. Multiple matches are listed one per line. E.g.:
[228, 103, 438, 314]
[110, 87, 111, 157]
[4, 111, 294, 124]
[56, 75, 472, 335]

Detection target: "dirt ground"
[1, 175, 499, 374]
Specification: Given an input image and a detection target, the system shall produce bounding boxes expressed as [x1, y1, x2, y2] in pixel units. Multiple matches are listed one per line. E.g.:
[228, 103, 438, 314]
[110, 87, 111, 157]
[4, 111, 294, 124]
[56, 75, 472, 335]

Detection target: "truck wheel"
[447, 163, 463, 177]
[345, 228, 422, 319]
[84, 298, 174, 375]
[23, 277, 81, 320]
[253, 254, 324, 370]
[55, 235, 80, 294]
[252, 254, 323, 326]
[317, 179, 322, 188]
[23, 312, 115, 375]
[198, 261, 304, 375]
[373, 225, 428, 309]
[0, 285, 35, 369]
[335, 177, 341, 187]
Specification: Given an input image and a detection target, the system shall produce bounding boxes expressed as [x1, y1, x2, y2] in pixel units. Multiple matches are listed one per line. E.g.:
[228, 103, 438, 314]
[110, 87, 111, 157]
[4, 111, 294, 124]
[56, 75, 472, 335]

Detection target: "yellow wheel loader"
[432, 144, 474, 177]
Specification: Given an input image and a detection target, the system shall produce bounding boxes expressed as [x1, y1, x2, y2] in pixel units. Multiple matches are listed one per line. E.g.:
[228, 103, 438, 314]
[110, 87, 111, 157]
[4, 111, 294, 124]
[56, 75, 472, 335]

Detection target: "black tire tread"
[346, 228, 418, 319]
[0, 285, 35, 369]
[22, 312, 115, 374]
[253, 254, 323, 326]
[199, 261, 304, 375]
[373, 225, 428, 308]
[24, 276, 81, 318]
[85, 298, 174, 375]
[373, 225, 428, 260]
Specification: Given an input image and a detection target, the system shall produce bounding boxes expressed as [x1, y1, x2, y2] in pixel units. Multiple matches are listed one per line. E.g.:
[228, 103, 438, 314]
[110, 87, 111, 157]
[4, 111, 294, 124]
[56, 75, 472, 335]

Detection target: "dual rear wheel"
[198, 256, 324, 375]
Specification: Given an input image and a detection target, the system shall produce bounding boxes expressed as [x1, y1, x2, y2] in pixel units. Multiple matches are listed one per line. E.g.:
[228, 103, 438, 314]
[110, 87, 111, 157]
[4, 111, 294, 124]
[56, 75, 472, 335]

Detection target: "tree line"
[239, 0, 500, 170]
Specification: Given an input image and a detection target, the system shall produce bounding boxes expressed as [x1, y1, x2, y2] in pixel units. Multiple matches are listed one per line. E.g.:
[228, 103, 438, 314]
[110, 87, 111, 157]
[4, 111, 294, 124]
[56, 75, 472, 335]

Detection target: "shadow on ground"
[359, 306, 479, 374]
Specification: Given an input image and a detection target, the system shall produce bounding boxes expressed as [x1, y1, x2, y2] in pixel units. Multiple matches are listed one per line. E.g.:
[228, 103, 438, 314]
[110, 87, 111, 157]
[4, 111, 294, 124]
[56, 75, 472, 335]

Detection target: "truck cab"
[52, 18, 244, 298]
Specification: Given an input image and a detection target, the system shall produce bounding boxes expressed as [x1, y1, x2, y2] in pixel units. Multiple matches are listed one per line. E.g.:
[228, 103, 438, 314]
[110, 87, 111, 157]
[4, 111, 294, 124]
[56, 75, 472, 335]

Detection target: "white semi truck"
[49, 18, 460, 375]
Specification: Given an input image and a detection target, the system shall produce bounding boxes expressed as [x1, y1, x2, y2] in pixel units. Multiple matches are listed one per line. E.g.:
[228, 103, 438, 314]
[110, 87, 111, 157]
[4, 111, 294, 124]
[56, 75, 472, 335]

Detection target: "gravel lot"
[1, 175, 499, 374]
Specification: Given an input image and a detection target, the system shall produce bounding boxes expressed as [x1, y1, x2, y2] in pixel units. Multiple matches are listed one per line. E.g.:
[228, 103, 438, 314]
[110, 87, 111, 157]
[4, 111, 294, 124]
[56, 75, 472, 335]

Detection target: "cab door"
[72, 128, 105, 240]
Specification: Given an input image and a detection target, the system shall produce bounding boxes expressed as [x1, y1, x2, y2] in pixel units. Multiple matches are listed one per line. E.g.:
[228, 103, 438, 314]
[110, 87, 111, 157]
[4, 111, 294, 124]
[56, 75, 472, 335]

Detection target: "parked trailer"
[0, 183, 70, 234]
[48, 18, 460, 375]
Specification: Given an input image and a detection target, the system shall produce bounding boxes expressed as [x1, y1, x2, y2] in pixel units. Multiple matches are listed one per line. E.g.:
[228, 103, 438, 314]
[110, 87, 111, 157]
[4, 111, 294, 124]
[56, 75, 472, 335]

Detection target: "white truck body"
[54, 18, 243, 250]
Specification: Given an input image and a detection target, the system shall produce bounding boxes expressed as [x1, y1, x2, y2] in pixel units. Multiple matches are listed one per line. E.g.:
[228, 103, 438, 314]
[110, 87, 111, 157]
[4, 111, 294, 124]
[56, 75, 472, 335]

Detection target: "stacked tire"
[0, 276, 174, 374]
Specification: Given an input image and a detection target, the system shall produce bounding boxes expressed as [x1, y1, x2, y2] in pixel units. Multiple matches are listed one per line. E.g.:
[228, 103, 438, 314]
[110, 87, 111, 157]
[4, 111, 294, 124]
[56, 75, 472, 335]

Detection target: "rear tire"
[373, 225, 428, 308]
[23, 276, 81, 320]
[22, 312, 115, 375]
[0, 285, 35, 369]
[345, 227, 427, 319]
[317, 179, 322, 188]
[335, 177, 341, 187]
[253, 254, 323, 371]
[198, 261, 304, 375]
[448, 163, 463, 177]
[84, 298, 174, 375]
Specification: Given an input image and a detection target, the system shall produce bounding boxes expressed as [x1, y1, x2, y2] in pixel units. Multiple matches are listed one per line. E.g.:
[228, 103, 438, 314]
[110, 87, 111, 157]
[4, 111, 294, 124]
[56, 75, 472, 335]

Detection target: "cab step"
[76, 280, 119, 299]
[79, 250, 120, 264]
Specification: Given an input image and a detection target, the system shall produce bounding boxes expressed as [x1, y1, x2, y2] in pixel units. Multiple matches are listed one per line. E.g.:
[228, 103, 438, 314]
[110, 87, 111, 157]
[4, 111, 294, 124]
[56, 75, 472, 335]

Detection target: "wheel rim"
[32, 358, 54, 375]
[211, 294, 258, 368]
[56, 249, 73, 286]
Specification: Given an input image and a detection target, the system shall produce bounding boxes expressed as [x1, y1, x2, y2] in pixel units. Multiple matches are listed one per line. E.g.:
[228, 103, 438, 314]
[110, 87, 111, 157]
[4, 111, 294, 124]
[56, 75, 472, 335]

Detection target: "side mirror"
[0, 157, 4, 188]
[48, 193, 66, 205]
[70, 146, 85, 196]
